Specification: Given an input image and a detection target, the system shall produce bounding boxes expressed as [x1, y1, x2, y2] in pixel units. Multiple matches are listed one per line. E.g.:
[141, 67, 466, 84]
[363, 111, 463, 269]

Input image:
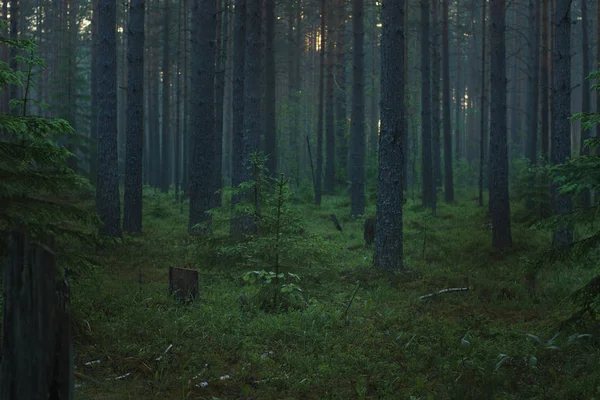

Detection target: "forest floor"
[72, 187, 600, 400]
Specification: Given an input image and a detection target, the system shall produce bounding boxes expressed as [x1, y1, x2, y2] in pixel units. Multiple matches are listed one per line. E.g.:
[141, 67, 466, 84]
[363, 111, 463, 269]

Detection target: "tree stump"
[169, 266, 199, 302]
[1, 231, 74, 400]
[364, 217, 376, 246]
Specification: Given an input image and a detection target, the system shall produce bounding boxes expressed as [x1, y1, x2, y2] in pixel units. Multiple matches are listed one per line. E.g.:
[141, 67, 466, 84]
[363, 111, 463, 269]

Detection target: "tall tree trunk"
[174, 0, 183, 202]
[580, 0, 591, 207]
[489, 0, 512, 249]
[96, 0, 122, 238]
[123, 0, 145, 233]
[350, 0, 365, 215]
[189, 0, 217, 232]
[239, 0, 262, 231]
[369, 1, 379, 158]
[478, 0, 486, 207]
[335, 0, 348, 187]
[230, 0, 246, 235]
[431, 0, 442, 188]
[8, 0, 19, 111]
[182, 0, 190, 195]
[454, 0, 461, 161]
[540, 0, 549, 161]
[525, 0, 540, 169]
[442, 0, 454, 202]
[375, 0, 405, 271]
[264, 0, 276, 174]
[160, 0, 171, 193]
[551, 0, 572, 246]
[420, 0, 435, 214]
[213, 0, 226, 207]
[325, 1, 336, 193]
[315, 0, 325, 205]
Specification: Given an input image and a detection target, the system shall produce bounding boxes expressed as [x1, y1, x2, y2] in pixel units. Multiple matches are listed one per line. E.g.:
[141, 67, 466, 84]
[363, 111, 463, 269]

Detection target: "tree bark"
[325, 0, 336, 194]
[230, 0, 246, 235]
[375, 0, 405, 271]
[442, 1, 454, 203]
[420, 0, 435, 213]
[189, 0, 217, 233]
[579, 0, 591, 207]
[123, 0, 145, 233]
[264, 0, 276, 175]
[315, 0, 326, 205]
[96, 0, 122, 238]
[350, 0, 365, 215]
[489, 0, 512, 249]
[160, 0, 171, 193]
[551, 0, 572, 246]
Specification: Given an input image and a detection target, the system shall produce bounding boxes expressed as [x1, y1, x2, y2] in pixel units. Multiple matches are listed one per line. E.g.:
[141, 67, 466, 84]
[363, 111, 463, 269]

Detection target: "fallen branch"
[419, 287, 470, 300]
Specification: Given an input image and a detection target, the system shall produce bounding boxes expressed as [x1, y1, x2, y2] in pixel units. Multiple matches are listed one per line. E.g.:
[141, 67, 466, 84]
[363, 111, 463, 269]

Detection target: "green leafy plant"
[0, 23, 101, 271]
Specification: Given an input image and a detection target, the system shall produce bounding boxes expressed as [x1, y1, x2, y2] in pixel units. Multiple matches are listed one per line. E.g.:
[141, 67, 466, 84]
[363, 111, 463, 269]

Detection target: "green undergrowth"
[71, 189, 600, 399]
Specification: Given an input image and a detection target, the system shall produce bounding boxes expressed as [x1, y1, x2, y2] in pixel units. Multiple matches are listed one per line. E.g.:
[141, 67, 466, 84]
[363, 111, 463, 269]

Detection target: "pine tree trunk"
[551, 0, 572, 246]
[580, 0, 591, 207]
[375, 0, 405, 271]
[230, 0, 246, 236]
[264, 0, 277, 175]
[160, 0, 171, 193]
[420, 0, 435, 214]
[489, 0, 512, 249]
[334, 0, 347, 187]
[315, 0, 325, 205]
[442, 0, 454, 202]
[189, 0, 217, 233]
[431, 0, 442, 188]
[213, 0, 227, 208]
[123, 0, 145, 233]
[350, 0, 365, 215]
[96, 0, 122, 238]
[325, 1, 336, 194]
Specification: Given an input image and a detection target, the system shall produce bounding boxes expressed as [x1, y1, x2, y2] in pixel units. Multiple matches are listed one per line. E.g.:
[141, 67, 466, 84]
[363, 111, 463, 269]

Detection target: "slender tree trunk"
[160, 0, 171, 193]
[420, 0, 435, 214]
[540, 0, 549, 161]
[264, 0, 276, 175]
[375, 0, 405, 271]
[369, 1, 379, 158]
[315, 0, 326, 205]
[189, 0, 217, 232]
[174, 0, 182, 202]
[123, 0, 145, 233]
[431, 0, 442, 188]
[442, 0, 454, 202]
[454, 0, 461, 161]
[551, 0, 572, 246]
[8, 0, 19, 111]
[580, 0, 591, 207]
[525, 0, 540, 170]
[239, 0, 262, 231]
[350, 0, 365, 215]
[334, 0, 347, 187]
[213, 0, 227, 208]
[96, 0, 122, 238]
[325, 1, 336, 193]
[478, 0, 487, 207]
[489, 0, 512, 249]
[230, 0, 246, 235]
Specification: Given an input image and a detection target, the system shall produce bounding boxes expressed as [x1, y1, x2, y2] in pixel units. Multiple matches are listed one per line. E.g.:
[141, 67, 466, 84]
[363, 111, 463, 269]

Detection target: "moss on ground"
[71, 189, 600, 399]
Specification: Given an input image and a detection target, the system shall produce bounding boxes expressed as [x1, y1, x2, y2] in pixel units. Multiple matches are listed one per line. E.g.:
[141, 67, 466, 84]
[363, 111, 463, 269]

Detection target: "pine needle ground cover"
[68, 190, 600, 400]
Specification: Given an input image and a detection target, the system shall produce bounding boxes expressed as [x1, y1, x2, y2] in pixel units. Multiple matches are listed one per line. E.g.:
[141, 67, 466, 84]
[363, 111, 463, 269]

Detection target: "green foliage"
[71, 191, 600, 399]
[0, 28, 100, 270]
[512, 157, 553, 223]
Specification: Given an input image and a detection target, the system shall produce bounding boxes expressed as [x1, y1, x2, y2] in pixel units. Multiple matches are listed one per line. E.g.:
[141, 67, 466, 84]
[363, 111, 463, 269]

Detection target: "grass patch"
[70, 190, 600, 399]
